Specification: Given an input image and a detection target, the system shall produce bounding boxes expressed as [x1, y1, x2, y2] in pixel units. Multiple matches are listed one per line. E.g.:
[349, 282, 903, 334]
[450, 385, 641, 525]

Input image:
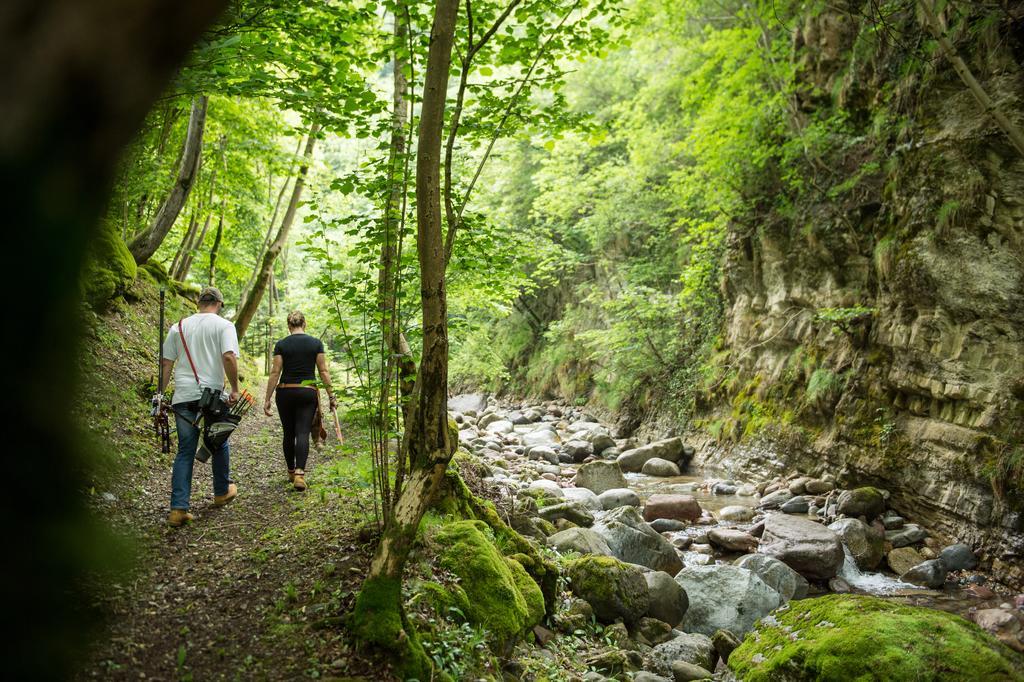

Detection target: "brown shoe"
[293, 470, 307, 492]
[288, 469, 295, 483]
[168, 509, 194, 527]
[214, 482, 238, 507]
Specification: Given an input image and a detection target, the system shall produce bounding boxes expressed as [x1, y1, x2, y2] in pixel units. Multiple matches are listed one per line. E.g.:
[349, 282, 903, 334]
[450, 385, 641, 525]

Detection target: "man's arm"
[160, 358, 174, 394]
[222, 351, 240, 404]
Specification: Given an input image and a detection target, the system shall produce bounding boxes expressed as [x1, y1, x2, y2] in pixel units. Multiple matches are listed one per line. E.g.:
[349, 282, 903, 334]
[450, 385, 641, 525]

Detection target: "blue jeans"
[170, 403, 231, 510]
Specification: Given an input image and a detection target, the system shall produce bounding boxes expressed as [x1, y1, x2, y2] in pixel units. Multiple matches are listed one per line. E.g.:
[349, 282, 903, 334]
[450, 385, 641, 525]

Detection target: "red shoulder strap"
[178, 318, 201, 385]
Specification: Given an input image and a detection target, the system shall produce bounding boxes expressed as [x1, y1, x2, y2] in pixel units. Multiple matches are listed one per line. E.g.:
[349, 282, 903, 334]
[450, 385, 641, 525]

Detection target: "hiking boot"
[168, 509, 194, 527]
[293, 469, 307, 492]
[213, 482, 238, 507]
[288, 469, 295, 483]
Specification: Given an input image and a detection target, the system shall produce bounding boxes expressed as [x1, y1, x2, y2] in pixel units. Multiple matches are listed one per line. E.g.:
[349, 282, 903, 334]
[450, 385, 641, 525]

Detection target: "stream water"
[625, 471, 1006, 621]
[471, 400, 1020, 639]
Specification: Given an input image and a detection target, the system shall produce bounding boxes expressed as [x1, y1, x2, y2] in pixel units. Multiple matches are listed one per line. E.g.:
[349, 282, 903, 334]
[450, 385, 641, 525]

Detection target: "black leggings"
[275, 388, 318, 470]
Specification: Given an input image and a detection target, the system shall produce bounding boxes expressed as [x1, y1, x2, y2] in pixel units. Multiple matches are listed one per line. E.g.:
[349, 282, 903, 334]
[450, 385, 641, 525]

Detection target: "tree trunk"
[169, 207, 201, 277]
[0, 2, 226, 677]
[128, 94, 209, 265]
[379, 11, 418, 507]
[239, 136, 304, 303]
[207, 207, 223, 286]
[172, 134, 225, 280]
[176, 210, 213, 281]
[135, 101, 180, 231]
[351, 0, 458, 676]
[234, 123, 319, 340]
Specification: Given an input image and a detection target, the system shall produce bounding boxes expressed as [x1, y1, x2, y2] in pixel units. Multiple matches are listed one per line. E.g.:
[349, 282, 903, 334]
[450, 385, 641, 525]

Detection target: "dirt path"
[78, 392, 387, 681]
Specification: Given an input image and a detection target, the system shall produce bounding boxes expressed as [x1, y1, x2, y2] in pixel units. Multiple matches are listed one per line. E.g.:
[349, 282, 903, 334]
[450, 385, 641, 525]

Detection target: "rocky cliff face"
[695, 4, 1024, 587]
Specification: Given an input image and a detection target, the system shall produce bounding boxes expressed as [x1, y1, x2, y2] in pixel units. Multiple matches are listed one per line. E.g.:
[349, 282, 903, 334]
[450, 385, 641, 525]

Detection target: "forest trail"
[78, 384, 384, 681]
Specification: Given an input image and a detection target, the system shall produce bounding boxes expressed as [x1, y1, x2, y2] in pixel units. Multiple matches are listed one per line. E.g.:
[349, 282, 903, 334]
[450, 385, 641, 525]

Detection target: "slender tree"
[170, 133, 225, 278]
[351, 0, 459, 676]
[238, 135, 303, 304]
[234, 122, 320, 339]
[128, 94, 209, 265]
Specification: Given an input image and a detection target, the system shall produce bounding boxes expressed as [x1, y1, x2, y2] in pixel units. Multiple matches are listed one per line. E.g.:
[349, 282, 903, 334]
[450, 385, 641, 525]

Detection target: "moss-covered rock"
[506, 557, 545, 627]
[836, 487, 886, 520]
[434, 470, 560, 613]
[729, 594, 1024, 681]
[414, 579, 472, 619]
[81, 221, 136, 309]
[434, 520, 544, 648]
[566, 555, 650, 625]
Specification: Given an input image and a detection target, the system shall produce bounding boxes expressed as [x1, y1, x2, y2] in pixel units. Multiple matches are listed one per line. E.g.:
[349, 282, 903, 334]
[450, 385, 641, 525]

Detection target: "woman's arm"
[316, 352, 336, 410]
[264, 355, 283, 415]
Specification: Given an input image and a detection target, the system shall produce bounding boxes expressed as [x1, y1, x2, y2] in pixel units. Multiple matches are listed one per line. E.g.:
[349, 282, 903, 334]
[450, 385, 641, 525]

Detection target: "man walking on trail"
[160, 286, 241, 526]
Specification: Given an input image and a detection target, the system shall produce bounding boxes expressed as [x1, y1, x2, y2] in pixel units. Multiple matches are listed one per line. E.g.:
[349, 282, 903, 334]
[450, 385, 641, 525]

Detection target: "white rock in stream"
[562, 487, 603, 511]
[528, 479, 564, 498]
[675, 565, 780, 637]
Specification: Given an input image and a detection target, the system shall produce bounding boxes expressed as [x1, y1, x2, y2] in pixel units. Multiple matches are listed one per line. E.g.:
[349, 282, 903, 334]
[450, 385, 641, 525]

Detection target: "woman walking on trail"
[263, 310, 336, 491]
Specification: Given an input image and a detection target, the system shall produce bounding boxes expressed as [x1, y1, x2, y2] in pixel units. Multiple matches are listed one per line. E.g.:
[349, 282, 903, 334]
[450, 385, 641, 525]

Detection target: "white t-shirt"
[162, 312, 240, 404]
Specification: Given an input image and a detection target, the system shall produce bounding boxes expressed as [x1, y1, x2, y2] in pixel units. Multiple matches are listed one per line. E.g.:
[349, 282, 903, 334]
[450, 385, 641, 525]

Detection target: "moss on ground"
[433, 520, 543, 649]
[729, 594, 1024, 681]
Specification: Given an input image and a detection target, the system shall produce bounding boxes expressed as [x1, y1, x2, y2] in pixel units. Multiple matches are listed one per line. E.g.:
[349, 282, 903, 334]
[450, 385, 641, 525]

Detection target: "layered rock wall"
[695, 4, 1024, 586]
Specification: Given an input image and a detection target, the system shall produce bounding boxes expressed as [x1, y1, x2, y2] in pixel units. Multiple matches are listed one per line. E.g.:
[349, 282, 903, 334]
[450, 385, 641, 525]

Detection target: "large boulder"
[707, 528, 758, 553]
[644, 570, 689, 627]
[485, 419, 514, 435]
[885, 523, 927, 548]
[528, 479, 564, 499]
[433, 521, 545, 646]
[566, 556, 650, 625]
[564, 439, 595, 462]
[759, 514, 844, 581]
[592, 505, 684, 574]
[642, 458, 682, 477]
[940, 543, 978, 571]
[585, 430, 617, 455]
[617, 437, 687, 473]
[887, 546, 925, 576]
[718, 505, 756, 522]
[757, 489, 793, 510]
[836, 486, 885, 520]
[901, 559, 948, 589]
[729, 594, 1024, 680]
[733, 553, 808, 602]
[575, 461, 629, 495]
[828, 518, 884, 571]
[643, 494, 702, 523]
[649, 633, 716, 678]
[599, 488, 641, 510]
[547, 527, 613, 556]
[523, 427, 560, 448]
[538, 501, 595, 527]
[562, 487, 604, 511]
[674, 565, 781, 637]
[448, 393, 488, 414]
[528, 445, 560, 464]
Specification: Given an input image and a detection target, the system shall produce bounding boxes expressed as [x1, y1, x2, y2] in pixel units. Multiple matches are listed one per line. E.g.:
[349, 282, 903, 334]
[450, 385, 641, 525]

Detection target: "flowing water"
[624, 470, 1007, 620]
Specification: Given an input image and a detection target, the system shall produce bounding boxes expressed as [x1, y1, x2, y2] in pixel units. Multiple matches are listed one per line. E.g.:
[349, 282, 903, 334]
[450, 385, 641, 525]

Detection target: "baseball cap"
[198, 286, 224, 303]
